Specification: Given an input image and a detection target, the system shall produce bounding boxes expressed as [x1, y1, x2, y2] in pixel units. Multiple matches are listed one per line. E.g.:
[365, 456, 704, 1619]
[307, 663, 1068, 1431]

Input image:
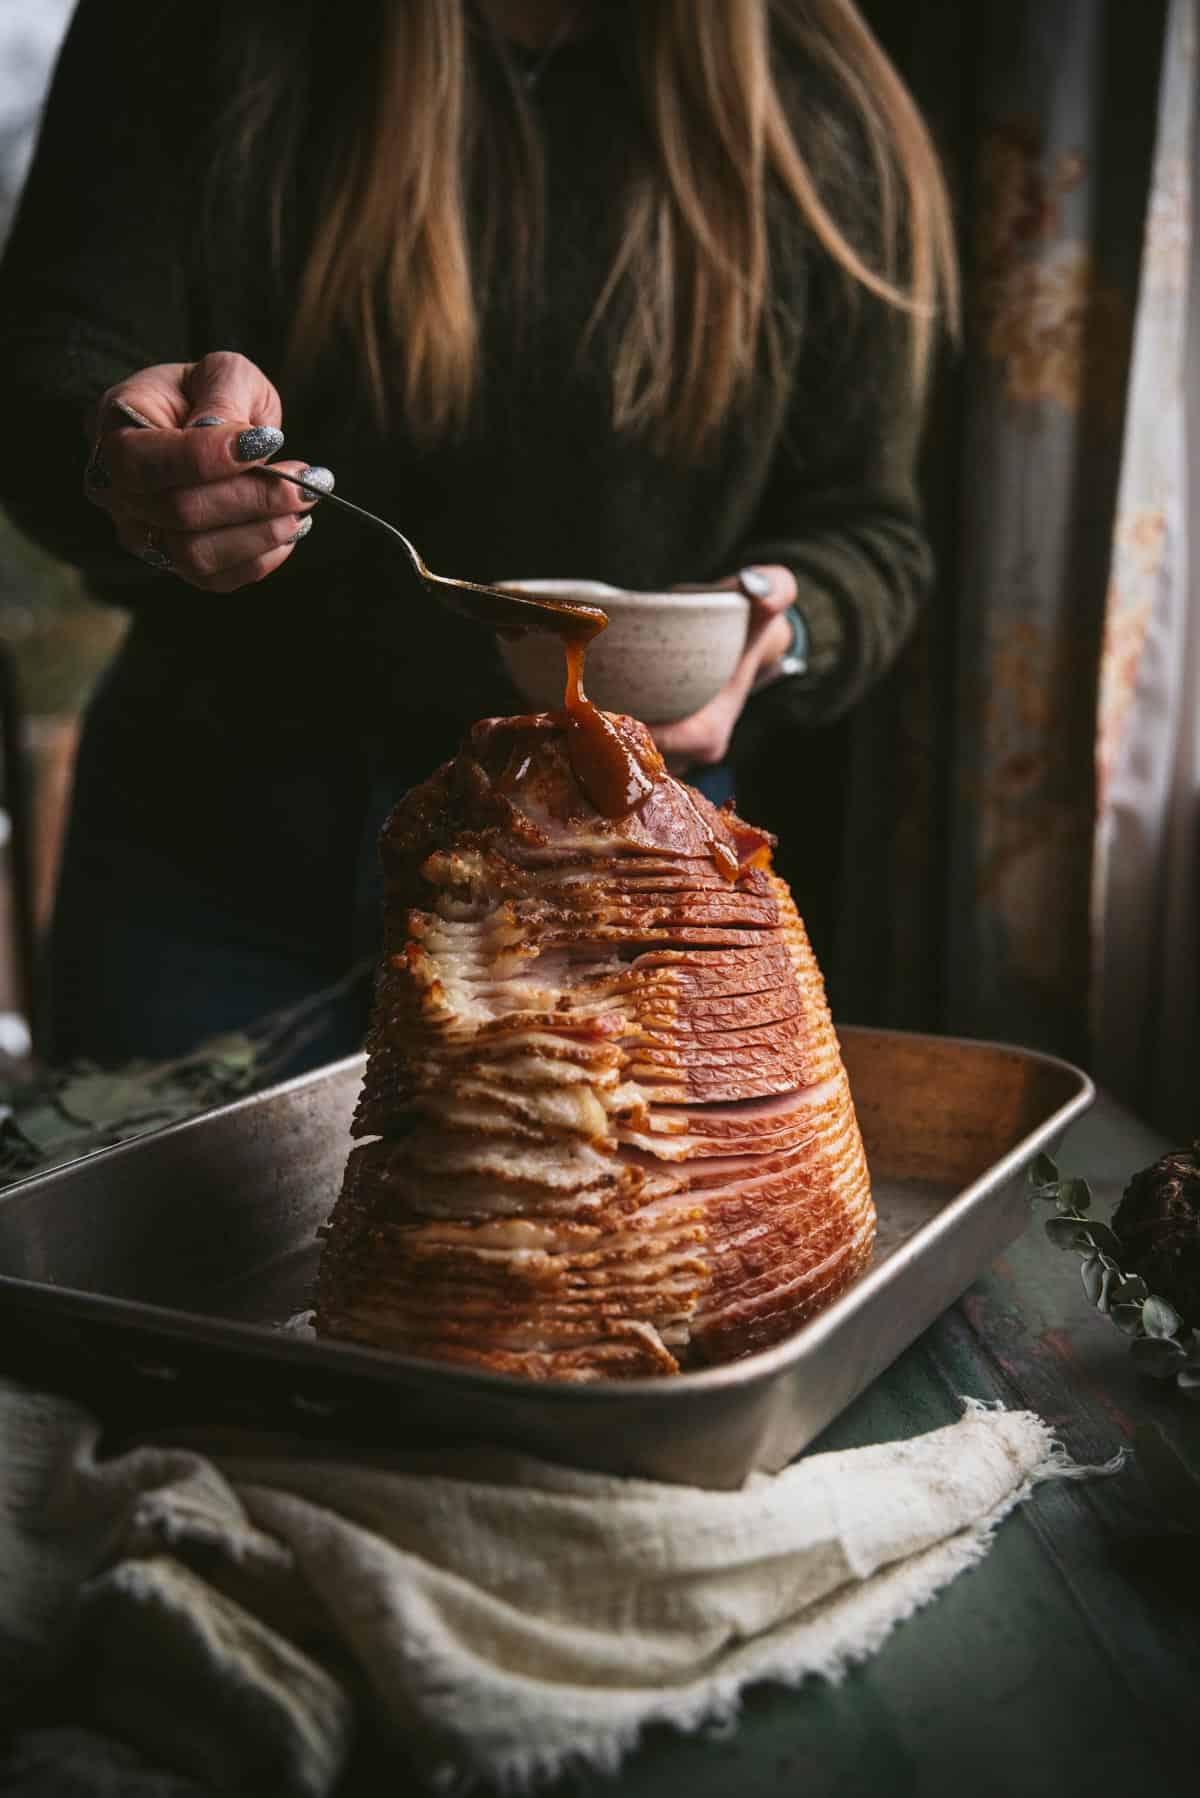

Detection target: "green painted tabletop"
[8, 1090, 1195, 1796]
[447, 1092, 1196, 1798]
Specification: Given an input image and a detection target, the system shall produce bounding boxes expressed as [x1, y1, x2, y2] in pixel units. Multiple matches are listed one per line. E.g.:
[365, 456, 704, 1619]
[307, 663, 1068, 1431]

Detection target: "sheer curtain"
[832, 1, 1165, 1057]
[1091, 0, 1198, 1138]
[829, 0, 1196, 1138]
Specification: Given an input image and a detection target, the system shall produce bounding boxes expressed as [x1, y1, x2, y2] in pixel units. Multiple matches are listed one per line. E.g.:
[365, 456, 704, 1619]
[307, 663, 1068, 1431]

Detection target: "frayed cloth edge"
[436, 1401, 1127, 1796]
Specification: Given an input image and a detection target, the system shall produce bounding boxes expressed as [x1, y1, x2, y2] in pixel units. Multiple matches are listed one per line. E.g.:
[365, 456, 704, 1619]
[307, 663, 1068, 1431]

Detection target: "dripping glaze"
[559, 634, 658, 819]
[496, 589, 741, 880]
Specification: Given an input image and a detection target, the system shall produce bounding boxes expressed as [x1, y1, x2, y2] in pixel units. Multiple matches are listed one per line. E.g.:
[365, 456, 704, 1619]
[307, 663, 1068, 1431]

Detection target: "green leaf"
[1111, 1273, 1148, 1307]
[1142, 1295, 1184, 1340]
[1031, 1152, 1060, 1189]
[1045, 1216, 1092, 1251]
[1112, 1302, 1146, 1335]
[1080, 1254, 1120, 1313]
[1177, 1365, 1200, 1398]
[1054, 1177, 1092, 1215]
[1080, 1254, 1106, 1308]
[1131, 1335, 1188, 1376]
[1044, 1216, 1121, 1255]
[1088, 1220, 1122, 1257]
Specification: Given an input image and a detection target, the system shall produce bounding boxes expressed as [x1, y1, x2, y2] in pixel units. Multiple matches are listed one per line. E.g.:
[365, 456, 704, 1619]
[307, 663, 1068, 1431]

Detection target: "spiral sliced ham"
[315, 713, 873, 1380]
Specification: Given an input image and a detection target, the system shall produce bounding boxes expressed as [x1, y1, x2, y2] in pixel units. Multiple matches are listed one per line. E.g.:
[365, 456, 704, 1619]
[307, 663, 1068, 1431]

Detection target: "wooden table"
[4, 1092, 1195, 1797]
[502, 1091, 1198, 1798]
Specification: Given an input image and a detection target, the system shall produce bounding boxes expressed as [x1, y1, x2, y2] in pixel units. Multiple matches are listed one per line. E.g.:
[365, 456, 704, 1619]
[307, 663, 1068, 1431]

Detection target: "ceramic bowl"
[496, 579, 750, 724]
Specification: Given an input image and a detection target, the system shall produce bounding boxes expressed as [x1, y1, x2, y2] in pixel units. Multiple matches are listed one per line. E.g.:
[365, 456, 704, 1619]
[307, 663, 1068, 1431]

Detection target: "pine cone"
[1113, 1142, 1200, 1329]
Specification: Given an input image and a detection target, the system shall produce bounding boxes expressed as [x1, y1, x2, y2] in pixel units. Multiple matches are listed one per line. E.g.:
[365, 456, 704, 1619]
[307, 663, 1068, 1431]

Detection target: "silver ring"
[136, 526, 173, 572]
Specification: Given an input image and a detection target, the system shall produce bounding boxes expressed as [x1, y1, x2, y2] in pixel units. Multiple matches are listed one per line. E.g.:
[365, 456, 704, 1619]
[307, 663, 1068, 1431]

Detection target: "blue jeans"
[48, 639, 735, 1074]
[690, 763, 735, 809]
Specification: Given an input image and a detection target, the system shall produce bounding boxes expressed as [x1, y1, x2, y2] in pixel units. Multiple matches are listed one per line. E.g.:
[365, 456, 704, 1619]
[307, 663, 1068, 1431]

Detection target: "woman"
[0, 0, 955, 1068]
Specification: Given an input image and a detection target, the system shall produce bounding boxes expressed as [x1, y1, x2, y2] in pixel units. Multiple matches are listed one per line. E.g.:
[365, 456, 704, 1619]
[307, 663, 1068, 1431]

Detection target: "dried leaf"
[57, 1072, 165, 1128]
[0, 964, 371, 1192]
[14, 1103, 89, 1154]
[196, 1038, 258, 1075]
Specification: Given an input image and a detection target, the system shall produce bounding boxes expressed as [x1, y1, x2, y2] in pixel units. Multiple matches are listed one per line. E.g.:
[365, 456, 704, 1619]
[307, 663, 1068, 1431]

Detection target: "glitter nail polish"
[300, 465, 336, 494]
[235, 425, 285, 461]
[287, 515, 314, 544]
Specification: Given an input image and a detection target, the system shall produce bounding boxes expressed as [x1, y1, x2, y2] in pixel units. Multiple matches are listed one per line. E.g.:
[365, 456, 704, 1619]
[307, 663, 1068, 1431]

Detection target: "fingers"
[181, 350, 283, 432]
[89, 351, 281, 439]
[734, 575, 795, 678]
[704, 564, 798, 616]
[741, 565, 798, 612]
[653, 573, 798, 772]
[745, 608, 794, 670]
[654, 582, 798, 772]
[112, 508, 314, 592]
[163, 538, 301, 596]
[81, 351, 333, 592]
[90, 366, 194, 433]
[99, 415, 286, 495]
[107, 460, 327, 532]
[86, 353, 285, 498]
[653, 689, 743, 770]
[190, 540, 302, 596]
[101, 457, 333, 590]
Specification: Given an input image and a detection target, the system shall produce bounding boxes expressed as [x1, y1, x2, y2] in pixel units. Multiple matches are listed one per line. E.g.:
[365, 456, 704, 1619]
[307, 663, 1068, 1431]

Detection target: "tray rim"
[0, 1025, 1095, 1403]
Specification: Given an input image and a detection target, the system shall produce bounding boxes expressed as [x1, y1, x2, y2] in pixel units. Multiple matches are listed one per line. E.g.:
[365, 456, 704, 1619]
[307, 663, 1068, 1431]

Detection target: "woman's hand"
[652, 565, 797, 774]
[83, 350, 333, 593]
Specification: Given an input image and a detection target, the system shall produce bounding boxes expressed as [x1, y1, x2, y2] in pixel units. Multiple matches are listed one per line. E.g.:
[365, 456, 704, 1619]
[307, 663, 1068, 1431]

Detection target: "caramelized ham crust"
[315, 714, 874, 1379]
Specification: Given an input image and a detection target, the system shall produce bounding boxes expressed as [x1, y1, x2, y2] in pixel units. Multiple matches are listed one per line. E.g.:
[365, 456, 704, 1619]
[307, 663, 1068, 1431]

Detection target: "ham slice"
[315, 715, 873, 1379]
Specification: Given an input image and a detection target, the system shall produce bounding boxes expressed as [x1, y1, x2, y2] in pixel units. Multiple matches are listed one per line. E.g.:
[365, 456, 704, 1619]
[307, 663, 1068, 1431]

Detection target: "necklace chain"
[519, 4, 583, 89]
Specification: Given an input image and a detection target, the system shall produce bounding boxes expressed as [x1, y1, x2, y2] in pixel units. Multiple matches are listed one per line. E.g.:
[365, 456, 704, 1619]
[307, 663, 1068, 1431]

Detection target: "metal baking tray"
[0, 1027, 1092, 1488]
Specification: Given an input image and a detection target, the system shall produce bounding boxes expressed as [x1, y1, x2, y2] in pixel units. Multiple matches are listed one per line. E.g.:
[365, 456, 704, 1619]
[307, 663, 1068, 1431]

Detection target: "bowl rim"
[497, 576, 749, 613]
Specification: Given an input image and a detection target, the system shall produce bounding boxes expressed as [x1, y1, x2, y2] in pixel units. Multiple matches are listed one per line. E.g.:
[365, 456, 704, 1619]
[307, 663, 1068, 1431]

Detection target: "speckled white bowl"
[497, 579, 750, 725]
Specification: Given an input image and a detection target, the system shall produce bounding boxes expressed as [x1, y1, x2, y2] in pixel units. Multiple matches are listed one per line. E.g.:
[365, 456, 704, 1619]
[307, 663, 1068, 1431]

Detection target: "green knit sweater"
[0, 0, 933, 759]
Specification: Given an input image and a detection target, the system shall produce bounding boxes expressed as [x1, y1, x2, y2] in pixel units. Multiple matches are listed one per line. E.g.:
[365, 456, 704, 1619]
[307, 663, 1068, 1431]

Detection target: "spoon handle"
[261, 467, 430, 581]
[260, 465, 607, 641]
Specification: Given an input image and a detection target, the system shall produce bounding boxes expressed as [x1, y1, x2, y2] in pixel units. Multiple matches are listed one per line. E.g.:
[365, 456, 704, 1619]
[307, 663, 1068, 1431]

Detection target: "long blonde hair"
[223, 0, 957, 455]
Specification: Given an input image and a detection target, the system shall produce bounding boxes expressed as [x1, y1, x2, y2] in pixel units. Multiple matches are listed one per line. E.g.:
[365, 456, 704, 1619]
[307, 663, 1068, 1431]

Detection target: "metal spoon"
[263, 466, 608, 643]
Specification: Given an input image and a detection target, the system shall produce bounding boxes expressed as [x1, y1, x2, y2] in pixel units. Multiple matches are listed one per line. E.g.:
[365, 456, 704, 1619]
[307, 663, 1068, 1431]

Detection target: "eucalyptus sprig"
[0, 960, 372, 1190]
[1029, 1153, 1200, 1398]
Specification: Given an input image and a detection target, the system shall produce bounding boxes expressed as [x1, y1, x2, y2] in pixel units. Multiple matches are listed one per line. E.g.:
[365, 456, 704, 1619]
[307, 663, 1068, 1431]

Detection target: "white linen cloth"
[0, 1381, 1119, 1794]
